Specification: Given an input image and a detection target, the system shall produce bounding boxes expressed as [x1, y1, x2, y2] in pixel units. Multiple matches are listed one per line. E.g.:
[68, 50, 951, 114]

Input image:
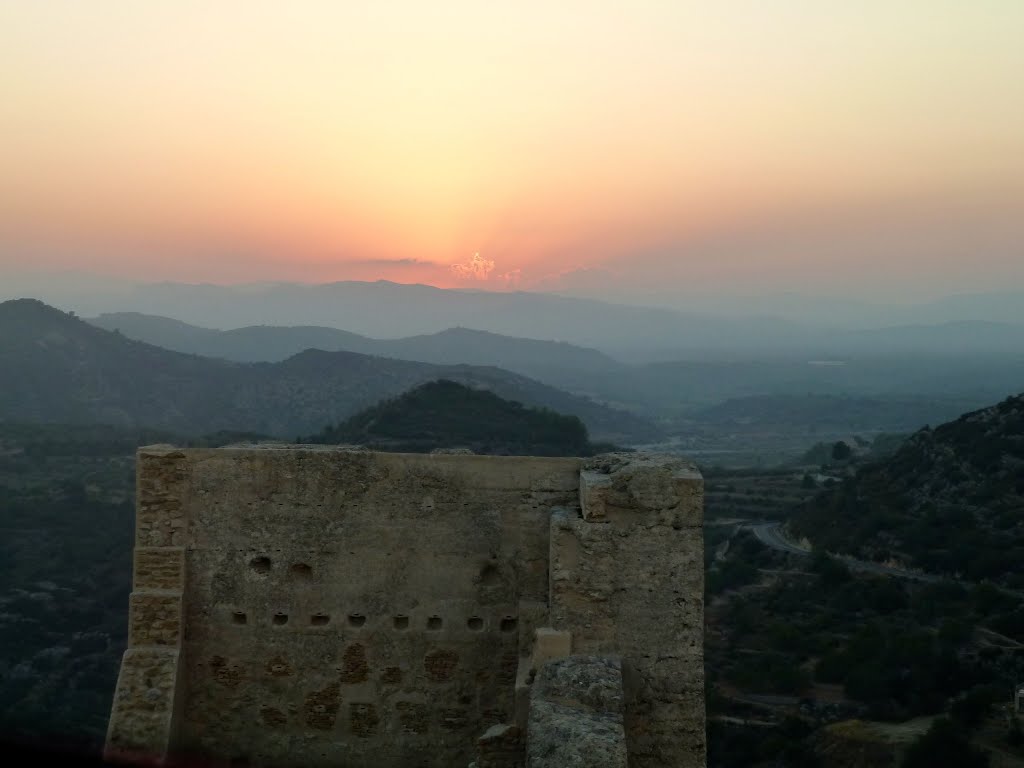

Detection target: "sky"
[2, 1, 1022, 305]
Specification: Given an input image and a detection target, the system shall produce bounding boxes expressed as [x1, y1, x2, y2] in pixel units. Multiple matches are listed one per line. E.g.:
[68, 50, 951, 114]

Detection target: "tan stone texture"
[106, 446, 705, 768]
[133, 547, 185, 591]
[551, 454, 706, 768]
[104, 648, 182, 762]
[526, 656, 628, 768]
[128, 593, 183, 647]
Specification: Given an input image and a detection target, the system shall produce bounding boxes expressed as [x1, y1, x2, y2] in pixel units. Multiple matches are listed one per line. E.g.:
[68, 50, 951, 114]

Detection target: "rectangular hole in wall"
[232, 611, 247, 625]
[311, 613, 330, 626]
[393, 615, 409, 630]
[348, 613, 367, 628]
[500, 617, 517, 633]
[273, 612, 289, 626]
[427, 616, 442, 631]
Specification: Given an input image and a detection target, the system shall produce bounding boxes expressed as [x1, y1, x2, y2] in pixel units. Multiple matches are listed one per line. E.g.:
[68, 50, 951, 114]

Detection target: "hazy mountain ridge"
[0, 299, 656, 442]
[789, 392, 1024, 585]
[27, 280, 816, 352]
[84, 310, 1024, 429]
[8, 279, 1024, 358]
[86, 312, 620, 377]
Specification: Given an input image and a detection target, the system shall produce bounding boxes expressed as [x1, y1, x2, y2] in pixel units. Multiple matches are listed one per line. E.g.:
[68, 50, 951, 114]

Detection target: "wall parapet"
[105, 449, 190, 765]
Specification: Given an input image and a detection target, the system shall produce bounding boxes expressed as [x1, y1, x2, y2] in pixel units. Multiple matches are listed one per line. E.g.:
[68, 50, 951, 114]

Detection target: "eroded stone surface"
[552, 455, 706, 768]
[105, 447, 705, 768]
[104, 648, 181, 762]
[580, 452, 702, 526]
[527, 656, 627, 768]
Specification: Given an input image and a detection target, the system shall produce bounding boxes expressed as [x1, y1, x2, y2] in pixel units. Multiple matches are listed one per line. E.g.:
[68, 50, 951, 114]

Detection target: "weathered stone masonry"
[105, 446, 705, 767]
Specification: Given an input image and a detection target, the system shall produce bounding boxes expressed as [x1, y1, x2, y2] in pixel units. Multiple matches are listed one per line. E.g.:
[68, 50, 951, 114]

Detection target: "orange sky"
[1, 1, 1022, 300]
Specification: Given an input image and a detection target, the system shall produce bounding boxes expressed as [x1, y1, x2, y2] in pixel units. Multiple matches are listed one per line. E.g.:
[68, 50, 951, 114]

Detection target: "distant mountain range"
[83, 310, 1024, 426]
[86, 311, 620, 380]
[14, 279, 816, 354]
[5, 278, 1023, 358]
[0, 299, 656, 442]
[790, 391, 1024, 585]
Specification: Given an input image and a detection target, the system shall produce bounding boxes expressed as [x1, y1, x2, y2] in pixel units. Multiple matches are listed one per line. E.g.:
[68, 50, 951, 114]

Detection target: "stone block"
[133, 547, 184, 590]
[129, 592, 183, 648]
[533, 656, 624, 716]
[527, 656, 627, 768]
[580, 452, 702, 527]
[104, 647, 181, 765]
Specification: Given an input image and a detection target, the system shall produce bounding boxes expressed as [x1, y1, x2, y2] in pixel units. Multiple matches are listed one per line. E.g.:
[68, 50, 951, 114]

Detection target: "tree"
[810, 551, 851, 588]
[901, 719, 989, 768]
[1008, 716, 1022, 747]
[951, 685, 1000, 730]
[832, 440, 853, 461]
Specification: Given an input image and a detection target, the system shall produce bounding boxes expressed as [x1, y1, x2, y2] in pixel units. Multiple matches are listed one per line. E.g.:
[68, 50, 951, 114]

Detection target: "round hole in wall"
[250, 556, 271, 574]
[273, 612, 289, 626]
[479, 563, 500, 586]
[467, 617, 484, 632]
[290, 563, 313, 580]
[348, 613, 366, 628]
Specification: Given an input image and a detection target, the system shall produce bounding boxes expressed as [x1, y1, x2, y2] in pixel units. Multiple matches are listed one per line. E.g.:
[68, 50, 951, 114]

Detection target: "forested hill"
[789, 392, 1024, 585]
[0, 299, 657, 443]
[305, 379, 601, 456]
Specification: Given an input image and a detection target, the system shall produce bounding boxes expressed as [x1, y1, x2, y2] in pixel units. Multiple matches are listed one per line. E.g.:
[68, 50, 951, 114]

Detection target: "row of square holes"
[231, 611, 518, 633]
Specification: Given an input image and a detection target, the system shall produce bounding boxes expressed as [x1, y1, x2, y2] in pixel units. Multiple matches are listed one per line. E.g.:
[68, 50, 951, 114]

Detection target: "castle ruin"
[104, 445, 705, 767]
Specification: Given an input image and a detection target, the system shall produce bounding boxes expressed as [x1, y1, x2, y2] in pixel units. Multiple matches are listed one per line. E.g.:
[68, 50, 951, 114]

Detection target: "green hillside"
[789, 392, 1024, 586]
[305, 379, 600, 456]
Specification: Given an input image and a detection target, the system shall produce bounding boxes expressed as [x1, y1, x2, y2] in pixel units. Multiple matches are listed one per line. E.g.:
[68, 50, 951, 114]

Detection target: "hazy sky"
[2, 1, 1022, 303]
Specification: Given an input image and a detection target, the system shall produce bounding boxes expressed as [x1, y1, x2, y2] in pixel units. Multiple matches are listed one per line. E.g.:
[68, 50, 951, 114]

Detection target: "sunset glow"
[2, 1, 1022, 299]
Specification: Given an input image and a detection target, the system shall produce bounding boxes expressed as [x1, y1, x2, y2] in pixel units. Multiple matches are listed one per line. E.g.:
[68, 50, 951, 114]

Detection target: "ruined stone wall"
[105, 446, 704, 768]
[549, 455, 705, 768]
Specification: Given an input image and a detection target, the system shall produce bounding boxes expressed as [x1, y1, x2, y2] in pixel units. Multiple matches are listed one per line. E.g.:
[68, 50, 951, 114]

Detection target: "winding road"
[746, 522, 942, 583]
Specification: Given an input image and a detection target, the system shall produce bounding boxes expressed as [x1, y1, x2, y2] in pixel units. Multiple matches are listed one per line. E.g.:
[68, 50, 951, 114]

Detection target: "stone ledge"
[104, 647, 181, 765]
[580, 453, 702, 527]
[527, 656, 627, 768]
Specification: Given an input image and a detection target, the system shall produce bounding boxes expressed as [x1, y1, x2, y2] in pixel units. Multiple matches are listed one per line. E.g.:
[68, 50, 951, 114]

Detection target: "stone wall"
[550, 454, 706, 768]
[105, 446, 704, 768]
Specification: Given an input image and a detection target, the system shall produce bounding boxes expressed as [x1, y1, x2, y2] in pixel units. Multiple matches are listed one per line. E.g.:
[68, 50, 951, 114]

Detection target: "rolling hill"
[306, 379, 600, 456]
[0, 299, 657, 443]
[788, 391, 1024, 585]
